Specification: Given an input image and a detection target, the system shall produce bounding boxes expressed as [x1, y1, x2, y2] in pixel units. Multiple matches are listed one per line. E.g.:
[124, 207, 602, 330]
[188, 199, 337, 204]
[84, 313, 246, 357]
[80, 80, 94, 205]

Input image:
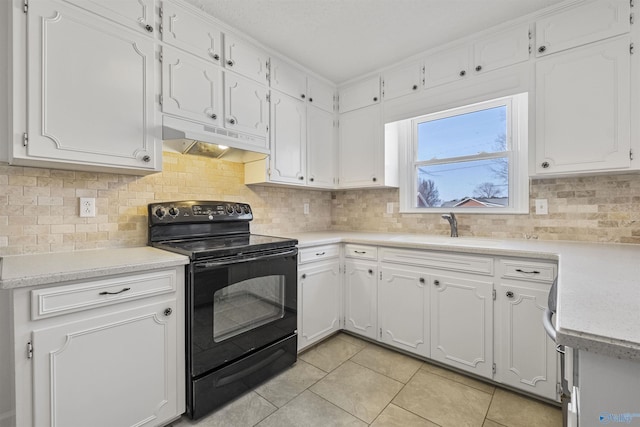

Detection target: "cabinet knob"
[141, 155, 151, 163]
[419, 277, 425, 284]
[541, 161, 550, 169]
[299, 176, 304, 180]
[506, 291, 514, 298]
[226, 60, 234, 67]
[164, 308, 173, 316]
[210, 113, 217, 120]
[301, 94, 306, 99]
[368, 269, 373, 275]
[228, 118, 236, 125]
[309, 98, 313, 102]
[412, 84, 418, 90]
[301, 274, 306, 279]
[538, 45, 547, 53]
[434, 279, 440, 286]
[309, 177, 314, 182]
[459, 70, 466, 77]
[373, 97, 378, 102]
[475, 65, 482, 72]
[212, 53, 220, 60]
[144, 24, 153, 33]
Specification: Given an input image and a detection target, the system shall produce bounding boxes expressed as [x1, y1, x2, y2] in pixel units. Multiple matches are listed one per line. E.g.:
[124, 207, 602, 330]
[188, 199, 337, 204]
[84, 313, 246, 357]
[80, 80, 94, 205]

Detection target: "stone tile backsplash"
[0, 152, 639, 255]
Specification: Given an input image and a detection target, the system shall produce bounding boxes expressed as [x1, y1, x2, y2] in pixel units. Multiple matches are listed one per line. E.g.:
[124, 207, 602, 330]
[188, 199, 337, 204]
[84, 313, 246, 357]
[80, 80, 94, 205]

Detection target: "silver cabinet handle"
[315, 252, 325, 256]
[99, 287, 131, 296]
[515, 268, 540, 274]
[354, 250, 366, 254]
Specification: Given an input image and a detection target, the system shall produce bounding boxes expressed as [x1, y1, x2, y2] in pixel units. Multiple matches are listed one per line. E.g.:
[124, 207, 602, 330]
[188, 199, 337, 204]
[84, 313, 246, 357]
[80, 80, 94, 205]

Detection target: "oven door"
[188, 247, 298, 377]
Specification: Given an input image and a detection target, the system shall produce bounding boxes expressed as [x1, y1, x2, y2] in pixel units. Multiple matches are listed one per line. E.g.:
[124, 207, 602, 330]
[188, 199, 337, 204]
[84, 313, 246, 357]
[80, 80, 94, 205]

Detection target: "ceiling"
[182, 0, 569, 84]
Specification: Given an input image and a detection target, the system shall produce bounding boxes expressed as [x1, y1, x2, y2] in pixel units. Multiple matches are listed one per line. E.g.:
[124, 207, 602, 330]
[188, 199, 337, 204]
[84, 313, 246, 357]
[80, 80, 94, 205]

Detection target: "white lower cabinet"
[429, 272, 494, 378]
[494, 259, 559, 401]
[7, 267, 185, 427]
[344, 258, 378, 340]
[298, 245, 342, 351]
[378, 264, 429, 357]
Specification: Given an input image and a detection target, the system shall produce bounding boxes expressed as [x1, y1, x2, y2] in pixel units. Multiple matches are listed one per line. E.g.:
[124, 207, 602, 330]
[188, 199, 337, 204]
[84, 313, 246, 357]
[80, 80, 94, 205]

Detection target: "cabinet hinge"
[630, 149, 634, 160]
[267, 168, 271, 177]
[159, 6, 163, 18]
[379, 328, 383, 339]
[528, 30, 532, 39]
[23, 0, 28, 13]
[631, 12, 634, 25]
[27, 341, 33, 359]
[379, 271, 382, 280]
[159, 23, 163, 34]
[492, 289, 496, 300]
[492, 363, 496, 374]
[159, 95, 163, 106]
[22, 132, 28, 147]
[529, 44, 532, 54]
[159, 51, 163, 62]
[631, 43, 635, 54]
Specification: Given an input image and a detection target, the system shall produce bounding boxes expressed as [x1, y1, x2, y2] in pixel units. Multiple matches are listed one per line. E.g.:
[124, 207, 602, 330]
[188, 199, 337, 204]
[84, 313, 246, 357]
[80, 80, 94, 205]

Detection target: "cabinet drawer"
[344, 244, 378, 260]
[380, 247, 493, 275]
[299, 245, 340, 264]
[500, 259, 557, 283]
[31, 269, 178, 320]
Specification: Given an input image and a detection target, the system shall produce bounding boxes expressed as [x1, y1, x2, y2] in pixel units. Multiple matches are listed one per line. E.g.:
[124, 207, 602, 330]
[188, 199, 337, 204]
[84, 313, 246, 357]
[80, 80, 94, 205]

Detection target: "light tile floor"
[171, 333, 562, 427]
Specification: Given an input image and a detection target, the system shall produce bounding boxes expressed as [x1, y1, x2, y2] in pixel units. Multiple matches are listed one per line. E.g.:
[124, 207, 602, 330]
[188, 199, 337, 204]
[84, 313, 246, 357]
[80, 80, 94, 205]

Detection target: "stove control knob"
[234, 204, 242, 214]
[168, 207, 179, 217]
[242, 205, 251, 214]
[226, 205, 234, 214]
[154, 207, 166, 218]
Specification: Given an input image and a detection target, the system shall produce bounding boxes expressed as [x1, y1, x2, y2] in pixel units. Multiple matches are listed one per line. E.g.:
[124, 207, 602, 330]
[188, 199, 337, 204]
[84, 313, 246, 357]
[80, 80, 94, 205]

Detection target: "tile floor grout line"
[306, 386, 373, 425]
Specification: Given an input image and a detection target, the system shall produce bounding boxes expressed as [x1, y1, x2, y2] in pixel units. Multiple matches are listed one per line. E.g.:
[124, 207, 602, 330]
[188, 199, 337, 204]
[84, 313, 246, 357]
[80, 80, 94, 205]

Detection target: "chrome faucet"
[441, 213, 458, 237]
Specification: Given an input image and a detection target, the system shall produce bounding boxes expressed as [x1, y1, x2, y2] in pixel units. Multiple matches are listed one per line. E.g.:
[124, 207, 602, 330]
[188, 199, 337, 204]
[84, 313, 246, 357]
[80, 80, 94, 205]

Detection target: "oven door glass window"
[213, 275, 285, 342]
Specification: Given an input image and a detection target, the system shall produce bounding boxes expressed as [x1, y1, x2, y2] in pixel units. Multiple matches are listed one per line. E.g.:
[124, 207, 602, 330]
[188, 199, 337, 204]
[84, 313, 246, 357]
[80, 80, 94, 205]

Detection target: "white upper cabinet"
[269, 92, 307, 184]
[224, 33, 269, 84]
[270, 58, 308, 101]
[161, 47, 223, 126]
[161, 0, 223, 64]
[424, 45, 470, 88]
[63, 0, 156, 35]
[535, 36, 630, 174]
[339, 76, 381, 113]
[224, 71, 269, 144]
[382, 62, 423, 100]
[535, 0, 630, 56]
[424, 23, 530, 88]
[307, 106, 336, 188]
[307, 77, 335, 113]
[21, 0, 159, 173]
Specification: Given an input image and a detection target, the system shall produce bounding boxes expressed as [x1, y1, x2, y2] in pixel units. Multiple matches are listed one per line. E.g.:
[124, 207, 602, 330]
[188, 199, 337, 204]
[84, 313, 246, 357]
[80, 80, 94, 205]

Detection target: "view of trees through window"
[414, 105, 509, 209]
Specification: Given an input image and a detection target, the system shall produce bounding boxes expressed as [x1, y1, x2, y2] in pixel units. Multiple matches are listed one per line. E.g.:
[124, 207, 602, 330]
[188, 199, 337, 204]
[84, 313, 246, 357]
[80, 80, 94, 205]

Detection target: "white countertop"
[284, 231, 640, 361]
[0, 247, 190, 289]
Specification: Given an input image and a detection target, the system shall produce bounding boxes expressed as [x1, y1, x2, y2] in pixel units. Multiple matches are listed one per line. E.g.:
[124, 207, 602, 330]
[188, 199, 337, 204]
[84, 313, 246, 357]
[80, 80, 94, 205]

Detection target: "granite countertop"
[0, 247, 190, 289]
[285, 231, 640, 361]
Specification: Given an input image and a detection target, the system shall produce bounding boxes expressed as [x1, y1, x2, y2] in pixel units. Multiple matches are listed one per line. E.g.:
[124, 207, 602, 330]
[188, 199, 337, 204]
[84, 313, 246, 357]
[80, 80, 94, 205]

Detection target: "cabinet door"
[344, 259, 378, 340]
[339, 76, 380, 113]
[382, 62, 423, 100]
[32, 299, 179, 427]
[535, 37, 630, 174]
[379, 264, 429, 357]
[299, 260, 342, 351]
[535, 0, 630, 56]
[307, 77, 335, 113]
[473, 24, 530, 74]
[338, 104, 383, 188]
[64, 0, 156, 35]
[495, 281, 558, 401]
[430, 273, 494, 378]
[224, 33, 269, 84]
[162, 47, 222, 126]
[270, 91, 306, 184]
[307, 106, 336, 188]
[224, 71, 269, 145]
[270, 57, 307, 101]
[161, 0, 223, 63]
[424, 45, 469, 88]
[26, 0, 158, 171]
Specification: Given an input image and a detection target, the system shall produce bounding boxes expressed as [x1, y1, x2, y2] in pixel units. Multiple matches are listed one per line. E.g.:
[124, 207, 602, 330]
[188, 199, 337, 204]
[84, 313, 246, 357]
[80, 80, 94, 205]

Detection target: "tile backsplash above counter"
[0, 151, 639, 256]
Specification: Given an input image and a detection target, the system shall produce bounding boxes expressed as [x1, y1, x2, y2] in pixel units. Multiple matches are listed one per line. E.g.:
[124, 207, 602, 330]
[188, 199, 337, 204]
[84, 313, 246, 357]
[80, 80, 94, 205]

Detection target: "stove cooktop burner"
[153, 234, 297, 260]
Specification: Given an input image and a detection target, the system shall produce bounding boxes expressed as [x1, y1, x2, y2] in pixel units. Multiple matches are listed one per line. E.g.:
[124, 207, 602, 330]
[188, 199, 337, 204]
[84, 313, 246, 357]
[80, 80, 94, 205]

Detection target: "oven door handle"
[195, 248, 298, 269]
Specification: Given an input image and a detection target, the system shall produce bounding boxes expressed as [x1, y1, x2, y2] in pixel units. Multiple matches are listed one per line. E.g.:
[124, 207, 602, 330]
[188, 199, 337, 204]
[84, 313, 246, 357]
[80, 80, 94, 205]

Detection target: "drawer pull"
[315, 252, 326, 256]
[99, 287, 131, 296]
[354, 250, 367, 254]
[515, 269, 540, 274]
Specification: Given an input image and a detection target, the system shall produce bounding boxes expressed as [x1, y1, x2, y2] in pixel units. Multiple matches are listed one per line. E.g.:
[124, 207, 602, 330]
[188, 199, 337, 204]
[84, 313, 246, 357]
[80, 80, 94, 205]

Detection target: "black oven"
[148, 201, 298, 420]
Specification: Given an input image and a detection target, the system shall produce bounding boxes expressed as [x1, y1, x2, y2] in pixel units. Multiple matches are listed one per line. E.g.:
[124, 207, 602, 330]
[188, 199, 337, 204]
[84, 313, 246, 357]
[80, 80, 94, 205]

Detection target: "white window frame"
[398, 93, 529, 214]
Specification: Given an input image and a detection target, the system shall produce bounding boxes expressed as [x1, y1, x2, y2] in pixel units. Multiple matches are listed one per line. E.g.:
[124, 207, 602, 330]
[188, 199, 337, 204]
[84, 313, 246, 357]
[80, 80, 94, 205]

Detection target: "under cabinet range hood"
[162, 115, 269, 163]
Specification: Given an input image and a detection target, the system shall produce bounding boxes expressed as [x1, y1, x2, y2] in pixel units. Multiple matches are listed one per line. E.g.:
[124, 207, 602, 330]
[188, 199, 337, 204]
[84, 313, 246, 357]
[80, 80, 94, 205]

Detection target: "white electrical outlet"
[387, 202, 393, 214]
[303, 203, 309, 215]
[535, 199, 548, 215]
[79, 197, 96, 217]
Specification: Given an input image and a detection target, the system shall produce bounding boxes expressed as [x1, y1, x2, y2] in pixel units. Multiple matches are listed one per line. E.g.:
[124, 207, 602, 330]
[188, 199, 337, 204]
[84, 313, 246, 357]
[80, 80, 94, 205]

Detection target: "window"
[397, 94, 529, 214]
